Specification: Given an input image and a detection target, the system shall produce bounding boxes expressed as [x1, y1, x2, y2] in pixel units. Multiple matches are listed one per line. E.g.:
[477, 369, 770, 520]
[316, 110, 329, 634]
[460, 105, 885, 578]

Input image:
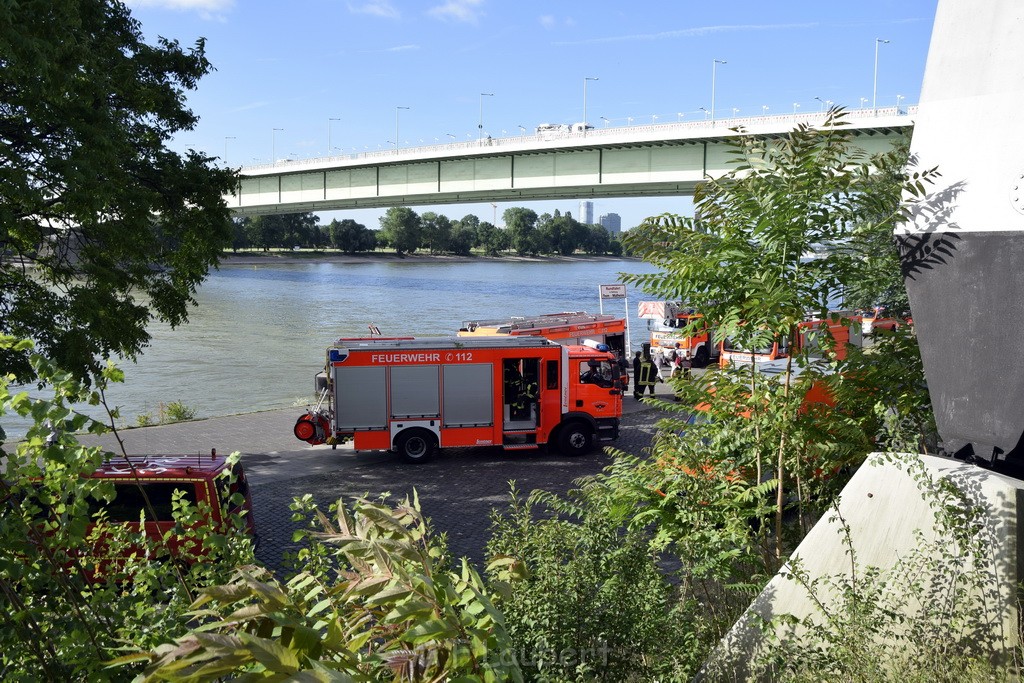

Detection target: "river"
[4, 257, 660, 438]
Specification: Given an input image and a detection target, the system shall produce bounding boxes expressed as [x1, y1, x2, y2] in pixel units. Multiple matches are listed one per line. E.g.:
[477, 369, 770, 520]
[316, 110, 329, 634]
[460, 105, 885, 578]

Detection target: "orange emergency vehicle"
[638, 301, 718, 367]
[458, 311, 627, 357]
[294, 336, 623, 462]
[718, 315, 863, 368]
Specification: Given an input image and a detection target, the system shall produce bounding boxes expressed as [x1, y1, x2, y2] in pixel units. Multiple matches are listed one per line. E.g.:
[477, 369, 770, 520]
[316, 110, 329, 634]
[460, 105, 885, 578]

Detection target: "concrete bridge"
[227, 107, 914, 217]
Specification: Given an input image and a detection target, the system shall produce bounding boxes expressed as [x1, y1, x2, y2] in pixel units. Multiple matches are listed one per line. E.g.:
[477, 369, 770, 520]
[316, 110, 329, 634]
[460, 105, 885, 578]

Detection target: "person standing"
[637, 353, 659, 398]
[632, 351, 643, 399]
[680, 350, 692, 381]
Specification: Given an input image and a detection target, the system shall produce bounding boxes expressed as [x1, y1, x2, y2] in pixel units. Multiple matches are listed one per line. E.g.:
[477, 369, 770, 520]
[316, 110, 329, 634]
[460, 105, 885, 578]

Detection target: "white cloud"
[227, 100, 270, 113]
[554, 22, 819, 46]
[347, 0, 400, 19]
[385, 44, 420, 52]
[539, 14, 555, 30]
[125, 0, 234, 18]
[539, 14, 574, 30]
[428, 0, 484, 23]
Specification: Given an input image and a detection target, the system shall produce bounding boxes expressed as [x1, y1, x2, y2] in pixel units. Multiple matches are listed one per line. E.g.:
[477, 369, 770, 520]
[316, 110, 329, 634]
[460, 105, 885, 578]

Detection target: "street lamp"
[446, 133, 456, 140]
[651, 114, 659, 123]
[711, 59, 726, 121]
[731, 107, 739, 118]
[793, 102, 800, 114]
[896, 94, 905, 112]
[272, 128, 283, 163]
[761, 105, 769, 116]
[699, 107, 709, 120]
[395, 106, 409, 151]
[583, 76, 599, 135]
[601, 116, 611, 126]
[860, 97, 868, 109]
[478, 93, 493, 141]
[873, 38, 890, 113]
[815, 96, 826, 112]
[224, 136, 235, 164]
[677, 112, 685, 121]
[517, 125, 526, 135]
[328, 118, 341, 155]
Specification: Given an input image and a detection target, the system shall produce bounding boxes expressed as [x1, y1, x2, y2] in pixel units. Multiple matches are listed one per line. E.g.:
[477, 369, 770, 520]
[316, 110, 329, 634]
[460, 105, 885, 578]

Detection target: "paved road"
[77, 386, 678, 575]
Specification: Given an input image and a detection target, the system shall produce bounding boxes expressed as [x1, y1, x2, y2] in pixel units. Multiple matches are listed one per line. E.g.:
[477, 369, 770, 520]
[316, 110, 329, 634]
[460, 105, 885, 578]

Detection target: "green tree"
[378, 206, 422, 255]
[420, 211, 453, 254]
[328, 218, 376, 254]
[476, 220, 507, 256]
[448, 222, 476, 256]
[0, 0, 237, 383]
[456, 212, 481, 246]
[0, 338, 256, 679]
[583, 225, 612, 254]
[623, 109, 936, 561]
[230, 217, 251, 252]
[503, 207, 539, 255]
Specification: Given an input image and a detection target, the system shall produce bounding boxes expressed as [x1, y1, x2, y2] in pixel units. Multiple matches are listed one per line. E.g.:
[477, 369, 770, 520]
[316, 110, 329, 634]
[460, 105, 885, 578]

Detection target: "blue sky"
[124, 0, 938, 231]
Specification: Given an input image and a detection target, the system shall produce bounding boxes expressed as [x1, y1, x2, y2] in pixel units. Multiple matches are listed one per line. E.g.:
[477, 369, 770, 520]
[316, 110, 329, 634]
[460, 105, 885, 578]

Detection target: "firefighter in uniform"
[634, 352, 659, 399]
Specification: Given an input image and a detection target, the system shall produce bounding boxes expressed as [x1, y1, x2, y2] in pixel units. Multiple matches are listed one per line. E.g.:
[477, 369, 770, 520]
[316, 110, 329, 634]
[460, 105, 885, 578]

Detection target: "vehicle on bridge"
[294, 336, 622, 462]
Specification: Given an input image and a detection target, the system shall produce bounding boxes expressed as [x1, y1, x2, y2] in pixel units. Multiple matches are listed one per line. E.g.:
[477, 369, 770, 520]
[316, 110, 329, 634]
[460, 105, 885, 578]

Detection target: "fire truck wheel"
[694, 345, 710, 368]
[395, 429, 437, 464]
[558, 422, 594, 456]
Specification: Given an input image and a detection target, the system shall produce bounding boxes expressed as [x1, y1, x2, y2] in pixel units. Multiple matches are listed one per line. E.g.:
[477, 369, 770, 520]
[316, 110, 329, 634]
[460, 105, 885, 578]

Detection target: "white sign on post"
[599, 284, 627, 299]
[598, 284, 632, 357]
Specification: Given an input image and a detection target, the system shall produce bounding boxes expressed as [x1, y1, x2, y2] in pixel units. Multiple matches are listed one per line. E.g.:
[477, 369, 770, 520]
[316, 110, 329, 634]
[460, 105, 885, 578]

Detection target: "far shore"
[218, 249, 640, 267]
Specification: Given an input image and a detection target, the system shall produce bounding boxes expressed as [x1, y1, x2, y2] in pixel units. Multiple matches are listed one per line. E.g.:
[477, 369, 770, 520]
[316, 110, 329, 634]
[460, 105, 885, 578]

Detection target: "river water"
[5, 258, 659, 438]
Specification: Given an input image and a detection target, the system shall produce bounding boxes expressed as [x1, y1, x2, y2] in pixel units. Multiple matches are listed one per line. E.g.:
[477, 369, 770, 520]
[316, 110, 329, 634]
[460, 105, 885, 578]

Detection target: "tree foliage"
[0, 0, 237, 383]
[328, 217, 377, 254]
[135, 493, 524, 682]
[378, 206, 422, 255]
[622, 109, 938, 561]
[0, 337, 256, 680]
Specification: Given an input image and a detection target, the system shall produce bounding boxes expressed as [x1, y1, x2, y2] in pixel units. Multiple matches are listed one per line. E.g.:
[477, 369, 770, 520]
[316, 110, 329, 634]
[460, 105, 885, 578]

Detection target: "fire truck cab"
[295, 336, 622, 462]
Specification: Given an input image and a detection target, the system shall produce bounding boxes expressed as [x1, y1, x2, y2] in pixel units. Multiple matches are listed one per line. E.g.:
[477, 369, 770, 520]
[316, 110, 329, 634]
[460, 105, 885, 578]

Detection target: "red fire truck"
[638, 301, 718, 367]
[294, 336, 623, 462]
[457, 311, 627, 358]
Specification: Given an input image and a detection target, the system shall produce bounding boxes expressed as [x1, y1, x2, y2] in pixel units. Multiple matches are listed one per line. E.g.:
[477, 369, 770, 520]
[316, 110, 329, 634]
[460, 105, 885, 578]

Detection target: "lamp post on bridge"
[711, 59, 726, 121]
[395, 106, 409, 151]
[873, 38, 890, 114]
[478, 93, 493, 141]
[793, 102, 800, 115]
[896, 94, 905, 113]
[272, 128, 283, 164]
[700, 107, 709, 120]
[328, 118, 341, 155]
[583, 76, 599, 136]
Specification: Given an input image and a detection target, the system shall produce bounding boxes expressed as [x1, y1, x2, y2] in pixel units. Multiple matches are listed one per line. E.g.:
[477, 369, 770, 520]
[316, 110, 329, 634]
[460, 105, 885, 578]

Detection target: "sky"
[123, 0, 939, 231]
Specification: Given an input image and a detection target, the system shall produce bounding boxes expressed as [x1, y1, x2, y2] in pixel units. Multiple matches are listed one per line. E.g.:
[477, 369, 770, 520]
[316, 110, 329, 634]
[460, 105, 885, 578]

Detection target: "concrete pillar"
[898, 1, 1024, 466]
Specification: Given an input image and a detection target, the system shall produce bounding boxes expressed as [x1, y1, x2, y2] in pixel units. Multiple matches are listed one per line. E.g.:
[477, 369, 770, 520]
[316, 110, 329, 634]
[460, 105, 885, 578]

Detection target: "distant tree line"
[231, 206, 625, 257]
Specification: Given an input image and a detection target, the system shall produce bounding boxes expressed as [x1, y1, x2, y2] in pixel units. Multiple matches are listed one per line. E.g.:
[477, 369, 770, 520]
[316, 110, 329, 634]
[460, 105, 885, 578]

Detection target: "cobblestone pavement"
[77, 387, 681, 577]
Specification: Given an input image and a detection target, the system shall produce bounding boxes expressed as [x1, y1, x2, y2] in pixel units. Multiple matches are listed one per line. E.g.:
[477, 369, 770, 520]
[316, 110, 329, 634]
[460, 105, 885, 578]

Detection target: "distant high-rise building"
[598, 213, 621, 234]
[579, 200, 594, 225]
